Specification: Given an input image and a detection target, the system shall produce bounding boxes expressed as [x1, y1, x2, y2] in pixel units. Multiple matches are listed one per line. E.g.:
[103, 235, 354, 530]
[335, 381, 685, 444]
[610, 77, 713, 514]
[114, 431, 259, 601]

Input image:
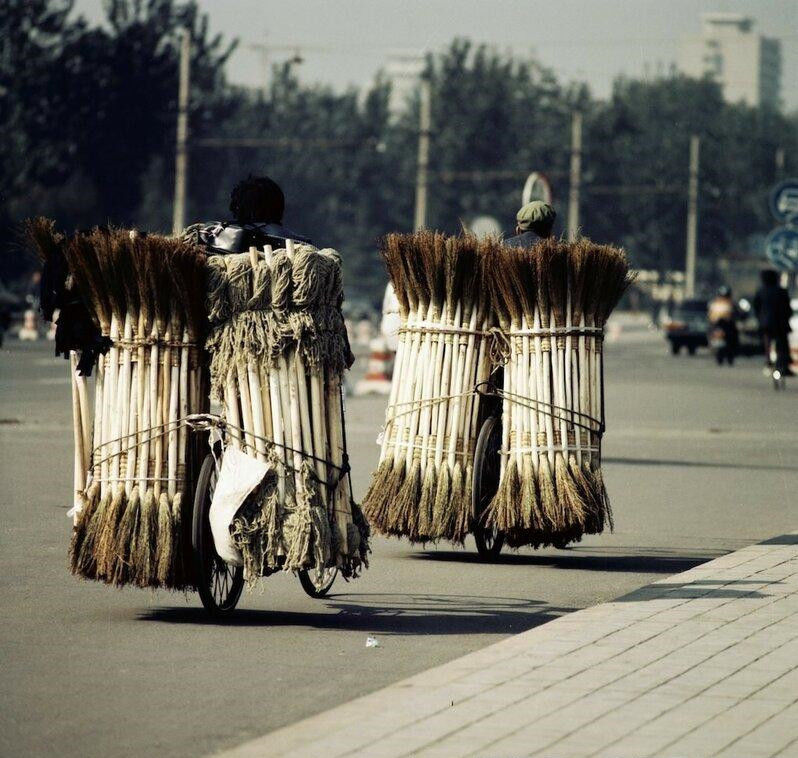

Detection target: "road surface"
[1, 331, 795, 757]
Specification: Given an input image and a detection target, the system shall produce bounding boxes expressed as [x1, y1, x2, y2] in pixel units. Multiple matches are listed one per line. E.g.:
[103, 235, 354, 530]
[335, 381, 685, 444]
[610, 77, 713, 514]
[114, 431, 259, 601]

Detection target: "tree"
[0, 0, 233, 281]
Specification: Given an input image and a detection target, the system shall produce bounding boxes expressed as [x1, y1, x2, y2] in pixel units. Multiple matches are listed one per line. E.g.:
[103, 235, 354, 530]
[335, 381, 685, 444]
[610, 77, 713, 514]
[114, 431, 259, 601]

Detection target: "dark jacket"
[184, 221, 312, 253]
[503, 230, 542, 248]
[754, 284, 792, 335]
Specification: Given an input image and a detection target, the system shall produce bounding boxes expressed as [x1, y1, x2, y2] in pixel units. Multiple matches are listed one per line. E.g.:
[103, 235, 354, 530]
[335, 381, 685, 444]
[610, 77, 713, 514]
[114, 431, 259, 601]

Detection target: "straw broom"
[24, 223, 96, 526]
[414, 233, 447, 539]
[63, 232, 112, 575]
[370, 236, 412, 482]
[133, 238, 171, 586]
[97, 232, 143, 579]
[511, 242, 543, 538]
[25, 223, 97, 564]
[363, 236, 417, 529]
[384, 237, 430, 531]
[23, 220, 93, 512]
[450, 263, 488, 542]
[113, 239, 153, 587]
[436, 238, 479, 540]
[162, 241, 206, 587]
[390, 233, 433, 536]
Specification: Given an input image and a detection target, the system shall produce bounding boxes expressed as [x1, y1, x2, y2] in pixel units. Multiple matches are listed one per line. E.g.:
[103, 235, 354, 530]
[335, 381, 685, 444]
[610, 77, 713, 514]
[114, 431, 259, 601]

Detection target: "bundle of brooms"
[204, 240, 369, 581]
[363, 231, 631, 549]
[363, 231, 494, 543]
[28, 221, 207, 589]
[485, 237, 632, 547]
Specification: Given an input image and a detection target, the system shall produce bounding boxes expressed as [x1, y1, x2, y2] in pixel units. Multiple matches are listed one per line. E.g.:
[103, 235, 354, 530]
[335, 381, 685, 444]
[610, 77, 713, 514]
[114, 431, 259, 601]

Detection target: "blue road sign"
[765, 225, 798, 272]
[769, 179, 798, 223]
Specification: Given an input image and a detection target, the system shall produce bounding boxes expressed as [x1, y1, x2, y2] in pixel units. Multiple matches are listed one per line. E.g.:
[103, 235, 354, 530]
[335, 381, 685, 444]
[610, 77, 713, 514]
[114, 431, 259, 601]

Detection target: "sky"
[73, 0, 798, 109]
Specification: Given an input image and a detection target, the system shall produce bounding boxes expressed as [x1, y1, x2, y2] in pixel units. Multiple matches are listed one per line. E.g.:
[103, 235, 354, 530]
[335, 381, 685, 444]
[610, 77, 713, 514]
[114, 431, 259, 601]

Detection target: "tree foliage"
[2, 7, 797, 294]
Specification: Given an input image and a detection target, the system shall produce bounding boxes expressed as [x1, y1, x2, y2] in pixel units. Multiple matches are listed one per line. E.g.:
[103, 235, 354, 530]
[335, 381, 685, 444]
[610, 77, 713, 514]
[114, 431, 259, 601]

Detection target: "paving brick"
[217, 534, 798, 758]
[658, 697, 785, 756]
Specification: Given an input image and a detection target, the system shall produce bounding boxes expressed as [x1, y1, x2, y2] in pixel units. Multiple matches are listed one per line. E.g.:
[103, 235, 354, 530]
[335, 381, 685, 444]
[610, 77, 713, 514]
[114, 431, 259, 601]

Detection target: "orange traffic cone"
[354, 337, 394, 396]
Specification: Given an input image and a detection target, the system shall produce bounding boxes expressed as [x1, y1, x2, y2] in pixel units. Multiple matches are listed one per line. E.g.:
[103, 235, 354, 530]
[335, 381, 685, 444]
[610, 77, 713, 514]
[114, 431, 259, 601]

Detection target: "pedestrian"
[504, 201, 556, 248]
[184, 174, 312, 253]
[753, 269, 793, 375]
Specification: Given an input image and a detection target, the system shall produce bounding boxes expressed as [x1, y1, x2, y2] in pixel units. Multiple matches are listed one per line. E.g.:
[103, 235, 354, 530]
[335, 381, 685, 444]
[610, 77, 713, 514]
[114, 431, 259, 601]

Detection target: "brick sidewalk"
[219, 534, 798, 758]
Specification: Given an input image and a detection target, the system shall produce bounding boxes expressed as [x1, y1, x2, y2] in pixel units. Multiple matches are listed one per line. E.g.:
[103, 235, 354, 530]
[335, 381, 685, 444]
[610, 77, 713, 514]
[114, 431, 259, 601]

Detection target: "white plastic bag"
[209, 447, 273, 567]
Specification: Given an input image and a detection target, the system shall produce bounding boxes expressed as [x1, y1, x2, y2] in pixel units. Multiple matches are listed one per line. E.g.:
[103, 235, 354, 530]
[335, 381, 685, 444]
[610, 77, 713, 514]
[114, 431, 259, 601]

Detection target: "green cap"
[516, 201, 556, 234]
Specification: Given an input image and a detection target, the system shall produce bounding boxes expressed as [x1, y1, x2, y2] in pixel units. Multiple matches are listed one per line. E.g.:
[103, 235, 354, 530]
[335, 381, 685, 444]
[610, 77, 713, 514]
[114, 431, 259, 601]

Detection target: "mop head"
[209, 244, 367, 582]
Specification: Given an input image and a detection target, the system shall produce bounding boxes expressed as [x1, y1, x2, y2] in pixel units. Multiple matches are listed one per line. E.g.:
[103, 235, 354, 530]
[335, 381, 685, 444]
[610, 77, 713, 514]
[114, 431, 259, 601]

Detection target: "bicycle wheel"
[472, 415, 505, 560]
[192, 452, 245, 617]
[298, 565, 338, 598]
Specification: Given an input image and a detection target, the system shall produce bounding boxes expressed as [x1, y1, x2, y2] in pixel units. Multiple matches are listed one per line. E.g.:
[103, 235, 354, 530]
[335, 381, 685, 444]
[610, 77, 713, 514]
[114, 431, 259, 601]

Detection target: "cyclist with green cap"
[504, 200, 556, 248]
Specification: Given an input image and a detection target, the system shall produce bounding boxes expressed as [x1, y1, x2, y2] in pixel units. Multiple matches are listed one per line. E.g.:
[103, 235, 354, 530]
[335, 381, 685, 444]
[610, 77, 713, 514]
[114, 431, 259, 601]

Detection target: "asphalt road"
[1, 331, 796, 758]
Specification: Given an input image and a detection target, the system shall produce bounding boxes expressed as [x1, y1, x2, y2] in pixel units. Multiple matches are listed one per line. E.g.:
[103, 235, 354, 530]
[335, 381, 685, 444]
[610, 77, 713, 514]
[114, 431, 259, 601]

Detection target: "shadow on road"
[411, 548, 720, 574]
[760, 533, 798, 546]
[138, 592, 572, 634]
[604, 456, 798, 473]
[618, 578, 770, 602]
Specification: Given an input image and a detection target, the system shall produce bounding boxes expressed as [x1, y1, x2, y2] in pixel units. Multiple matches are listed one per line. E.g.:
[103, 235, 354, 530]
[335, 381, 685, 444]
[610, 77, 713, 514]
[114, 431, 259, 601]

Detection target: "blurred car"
[663, 298, 708, 355]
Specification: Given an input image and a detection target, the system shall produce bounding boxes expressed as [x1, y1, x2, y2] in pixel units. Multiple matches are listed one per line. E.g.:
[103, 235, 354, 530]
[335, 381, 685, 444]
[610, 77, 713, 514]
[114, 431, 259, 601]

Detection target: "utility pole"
[414, 76, 431, 231]
[685, 134, 700, 298]
[567, 110, 582, 242]
[172, 28, 190, 236]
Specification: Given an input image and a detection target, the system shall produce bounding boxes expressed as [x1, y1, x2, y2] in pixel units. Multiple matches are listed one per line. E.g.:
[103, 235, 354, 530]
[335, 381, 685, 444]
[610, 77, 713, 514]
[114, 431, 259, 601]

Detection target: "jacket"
[754, 284, 792, 335]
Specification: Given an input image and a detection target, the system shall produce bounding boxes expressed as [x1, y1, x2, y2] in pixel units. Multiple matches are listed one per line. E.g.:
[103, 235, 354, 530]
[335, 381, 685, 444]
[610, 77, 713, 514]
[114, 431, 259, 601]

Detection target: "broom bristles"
[70, 483, 100, 575]
[430, 463, 451, 539]
[416, 464, 437, 541]
[155, 493, 174, 586]
[135, 490, 158, 587]
[453, 463, 473, 544]
[75, 490, 110, 579]
[95, 484, 126, 581]
[112, 487, 140, 586]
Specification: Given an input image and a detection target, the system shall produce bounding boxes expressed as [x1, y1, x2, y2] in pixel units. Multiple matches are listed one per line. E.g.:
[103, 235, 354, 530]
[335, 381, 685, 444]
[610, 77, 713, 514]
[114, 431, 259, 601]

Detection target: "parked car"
[663, 298, 709, 355]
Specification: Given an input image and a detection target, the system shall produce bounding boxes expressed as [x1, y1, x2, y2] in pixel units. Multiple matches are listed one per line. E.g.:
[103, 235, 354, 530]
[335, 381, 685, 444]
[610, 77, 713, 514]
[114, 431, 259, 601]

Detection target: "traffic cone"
[354, 337, 394, 396]
[18, 309, 39, 341]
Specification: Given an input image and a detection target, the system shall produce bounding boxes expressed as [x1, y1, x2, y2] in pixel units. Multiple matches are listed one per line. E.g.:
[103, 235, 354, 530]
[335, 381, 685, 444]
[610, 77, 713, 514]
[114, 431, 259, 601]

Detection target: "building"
[385, 52, 425, 117]
[678, 13, 782, 109]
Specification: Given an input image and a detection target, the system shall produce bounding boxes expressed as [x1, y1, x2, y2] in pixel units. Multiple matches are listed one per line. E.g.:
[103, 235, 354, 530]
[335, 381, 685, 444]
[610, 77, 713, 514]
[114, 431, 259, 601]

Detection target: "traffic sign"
[769, 178, 798, 223]
[521, 172, 552, 206]
[764, 225, 798, 272]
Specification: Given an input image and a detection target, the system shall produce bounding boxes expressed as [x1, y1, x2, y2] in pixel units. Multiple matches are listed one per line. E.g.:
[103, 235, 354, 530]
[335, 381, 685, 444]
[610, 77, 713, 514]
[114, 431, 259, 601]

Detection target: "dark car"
[663, 298, 709, 355]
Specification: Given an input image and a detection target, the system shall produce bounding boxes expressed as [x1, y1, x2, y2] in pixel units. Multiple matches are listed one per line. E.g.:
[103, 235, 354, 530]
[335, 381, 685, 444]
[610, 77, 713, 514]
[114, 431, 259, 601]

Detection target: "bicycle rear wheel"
[192, 452, 245, 616]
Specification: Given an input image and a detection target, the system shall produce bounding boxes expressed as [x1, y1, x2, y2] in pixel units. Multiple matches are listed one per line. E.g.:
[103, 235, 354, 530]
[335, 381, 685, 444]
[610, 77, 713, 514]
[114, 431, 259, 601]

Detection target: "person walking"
[754, 270, 793, 375]
[504, 201, 556, 248]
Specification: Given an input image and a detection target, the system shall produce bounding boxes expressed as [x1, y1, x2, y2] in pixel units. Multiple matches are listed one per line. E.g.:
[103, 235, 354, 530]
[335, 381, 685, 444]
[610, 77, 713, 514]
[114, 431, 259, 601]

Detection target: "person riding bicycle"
[708, 285, 739, 365]
[754, 269, 793, 376]
[184, 175, 312, 253]
[504, 201, 556, 247]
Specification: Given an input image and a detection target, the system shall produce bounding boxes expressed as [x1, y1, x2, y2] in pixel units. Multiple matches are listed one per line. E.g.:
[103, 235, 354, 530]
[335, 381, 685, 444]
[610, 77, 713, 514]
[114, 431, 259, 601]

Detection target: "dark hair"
[229, 175, 285, 223]
[761, 269, 779, 286]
